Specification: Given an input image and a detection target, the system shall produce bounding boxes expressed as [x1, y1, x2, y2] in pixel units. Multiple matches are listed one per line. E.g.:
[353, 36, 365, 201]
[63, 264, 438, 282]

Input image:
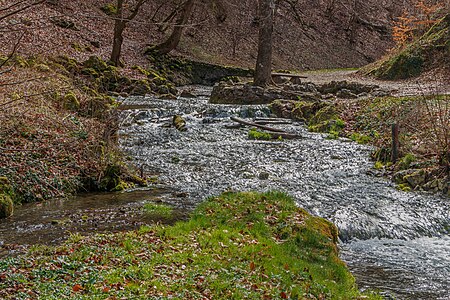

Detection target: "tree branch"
[0, 0, 46, 21]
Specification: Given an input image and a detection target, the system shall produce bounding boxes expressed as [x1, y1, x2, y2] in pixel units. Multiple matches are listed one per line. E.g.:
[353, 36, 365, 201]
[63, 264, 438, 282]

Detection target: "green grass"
[0, 191, 381, 299]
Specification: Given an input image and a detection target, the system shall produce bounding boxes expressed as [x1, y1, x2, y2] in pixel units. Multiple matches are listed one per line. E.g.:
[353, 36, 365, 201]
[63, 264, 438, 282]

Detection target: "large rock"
[210, 82, 321, 105]
[404, 170, 427, 188]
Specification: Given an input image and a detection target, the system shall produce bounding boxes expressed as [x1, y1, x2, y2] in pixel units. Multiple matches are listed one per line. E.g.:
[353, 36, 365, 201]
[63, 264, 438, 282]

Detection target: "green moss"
[83, 56, 109, 73]
[374, 161, 384, 170]
[292, 101, 322, 121]
[248, 128, 272, 140]
[350, 132, 371, 144]
[397, 183, 412, 192]
[100, 3, 118, 16]
[309, 118, 345, 137]
[399, 153, 416, 170]
[131, 65, 151, 77]
[0, 195, 13, 218]
[99, 163, 139, 192]
[34, 63, 51, 72]
[375, 52, 424, 80]
[12, 55, 29, 68]
[112, 179, 131, 192]
[63, 92, 80, 111]
[53, 55, 79, 73]
[0, 177, 14, 218]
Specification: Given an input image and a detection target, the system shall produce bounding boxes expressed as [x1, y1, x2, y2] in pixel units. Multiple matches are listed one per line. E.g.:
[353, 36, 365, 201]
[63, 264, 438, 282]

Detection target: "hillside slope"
[0, 0, 409, 70]
[363, 14, 450, 80]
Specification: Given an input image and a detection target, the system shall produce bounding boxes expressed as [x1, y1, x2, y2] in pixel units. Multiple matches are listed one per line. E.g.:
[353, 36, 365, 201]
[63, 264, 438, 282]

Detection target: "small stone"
[258, 172, 270, 180]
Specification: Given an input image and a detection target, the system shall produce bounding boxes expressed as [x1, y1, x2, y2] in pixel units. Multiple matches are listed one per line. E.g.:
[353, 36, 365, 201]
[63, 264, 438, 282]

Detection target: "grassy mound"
[363, 14, 449, 80]
[0, 191, 380, 299]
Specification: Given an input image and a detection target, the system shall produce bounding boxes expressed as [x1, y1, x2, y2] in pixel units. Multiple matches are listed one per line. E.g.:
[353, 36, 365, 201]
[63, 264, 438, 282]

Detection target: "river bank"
[0, 191, 379, 299]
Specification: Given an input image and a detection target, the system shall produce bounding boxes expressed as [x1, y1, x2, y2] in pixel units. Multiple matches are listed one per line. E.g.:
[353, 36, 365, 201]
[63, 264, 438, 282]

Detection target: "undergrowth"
[0, 55, 144, 204]
[339, 92, 450, 192]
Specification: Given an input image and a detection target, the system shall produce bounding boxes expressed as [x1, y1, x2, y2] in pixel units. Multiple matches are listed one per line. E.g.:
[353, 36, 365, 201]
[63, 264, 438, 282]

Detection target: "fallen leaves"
[72, 284, 83, 292]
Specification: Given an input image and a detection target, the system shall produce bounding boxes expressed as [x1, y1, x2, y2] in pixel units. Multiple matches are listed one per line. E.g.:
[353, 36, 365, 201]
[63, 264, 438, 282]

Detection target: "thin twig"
[0, 0, 45, 21]
[0, 31, 25, 70]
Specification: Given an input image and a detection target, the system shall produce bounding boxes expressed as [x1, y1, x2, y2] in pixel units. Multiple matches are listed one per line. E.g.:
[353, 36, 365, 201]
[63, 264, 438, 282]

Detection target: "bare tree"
[153, 0, 196, 55]
[110, 0, 147, 66]
[254, 0, 275, 87]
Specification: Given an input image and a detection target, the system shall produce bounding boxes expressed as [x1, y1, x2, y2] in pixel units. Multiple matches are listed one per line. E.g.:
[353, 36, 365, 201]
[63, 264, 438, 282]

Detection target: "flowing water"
[1, 86, 449, 299]
[119, 86, 450, 299]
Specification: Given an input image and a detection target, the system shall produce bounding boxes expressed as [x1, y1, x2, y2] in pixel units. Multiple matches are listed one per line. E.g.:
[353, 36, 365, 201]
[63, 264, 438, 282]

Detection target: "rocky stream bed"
[118, 86, 450, 299]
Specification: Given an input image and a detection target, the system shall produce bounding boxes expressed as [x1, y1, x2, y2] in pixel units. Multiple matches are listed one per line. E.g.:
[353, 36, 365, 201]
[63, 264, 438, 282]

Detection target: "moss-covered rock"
[50, 17, 79, 31]
[83, 56, 109, 73]
[130, 79, 152, 96]
[292, 101, 324, 122]
[52, 56, 80, 73]
[404, 169, 427, 188]
[63, 92, 80, 111]
[0, 194, 13, 218]
[0, 177, 14, 219]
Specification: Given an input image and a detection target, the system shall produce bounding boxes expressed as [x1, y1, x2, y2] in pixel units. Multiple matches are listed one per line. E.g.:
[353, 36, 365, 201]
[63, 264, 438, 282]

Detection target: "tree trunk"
[254, 0, 274, 87]
[155, 0, 195, 55]
[110, 0, 125, 67]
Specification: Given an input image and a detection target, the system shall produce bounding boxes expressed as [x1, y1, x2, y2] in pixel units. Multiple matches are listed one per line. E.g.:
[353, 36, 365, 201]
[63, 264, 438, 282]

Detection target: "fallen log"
[230, 116, 301, 139]
[230, 116, 288, 133]
[265, 132, 300, 140]
[254, 117, 292, 122]
[254, 120, 293, 125]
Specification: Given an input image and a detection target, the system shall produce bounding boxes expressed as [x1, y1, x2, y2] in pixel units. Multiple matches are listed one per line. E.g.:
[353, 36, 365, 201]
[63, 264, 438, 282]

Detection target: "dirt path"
[298, 69, 450, 96]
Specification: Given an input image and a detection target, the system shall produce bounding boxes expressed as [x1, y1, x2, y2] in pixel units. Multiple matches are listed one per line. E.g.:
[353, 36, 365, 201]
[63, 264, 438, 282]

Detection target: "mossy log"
[230, 117, 301, 139]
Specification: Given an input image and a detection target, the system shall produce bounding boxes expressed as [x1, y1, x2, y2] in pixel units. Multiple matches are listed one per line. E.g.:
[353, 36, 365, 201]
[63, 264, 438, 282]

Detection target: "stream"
[1, 86, 449, 299]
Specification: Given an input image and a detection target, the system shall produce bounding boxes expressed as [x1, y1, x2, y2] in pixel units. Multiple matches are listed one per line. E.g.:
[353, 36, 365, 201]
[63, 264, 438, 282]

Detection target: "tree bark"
[155, 0, 196, 55]
[254, 0, 274, 87]
[110, 0, 146, 66]
[110, 0, 125, 66]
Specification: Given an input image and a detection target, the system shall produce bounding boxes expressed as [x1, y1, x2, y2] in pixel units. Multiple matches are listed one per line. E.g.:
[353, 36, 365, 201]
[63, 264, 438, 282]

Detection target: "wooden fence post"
[391, 123, 399, 163]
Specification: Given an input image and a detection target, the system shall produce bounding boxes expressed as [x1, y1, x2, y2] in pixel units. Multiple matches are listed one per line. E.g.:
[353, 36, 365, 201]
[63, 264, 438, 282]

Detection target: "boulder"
[180, 90, 197, 98]
[404, 170, 426, 188]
